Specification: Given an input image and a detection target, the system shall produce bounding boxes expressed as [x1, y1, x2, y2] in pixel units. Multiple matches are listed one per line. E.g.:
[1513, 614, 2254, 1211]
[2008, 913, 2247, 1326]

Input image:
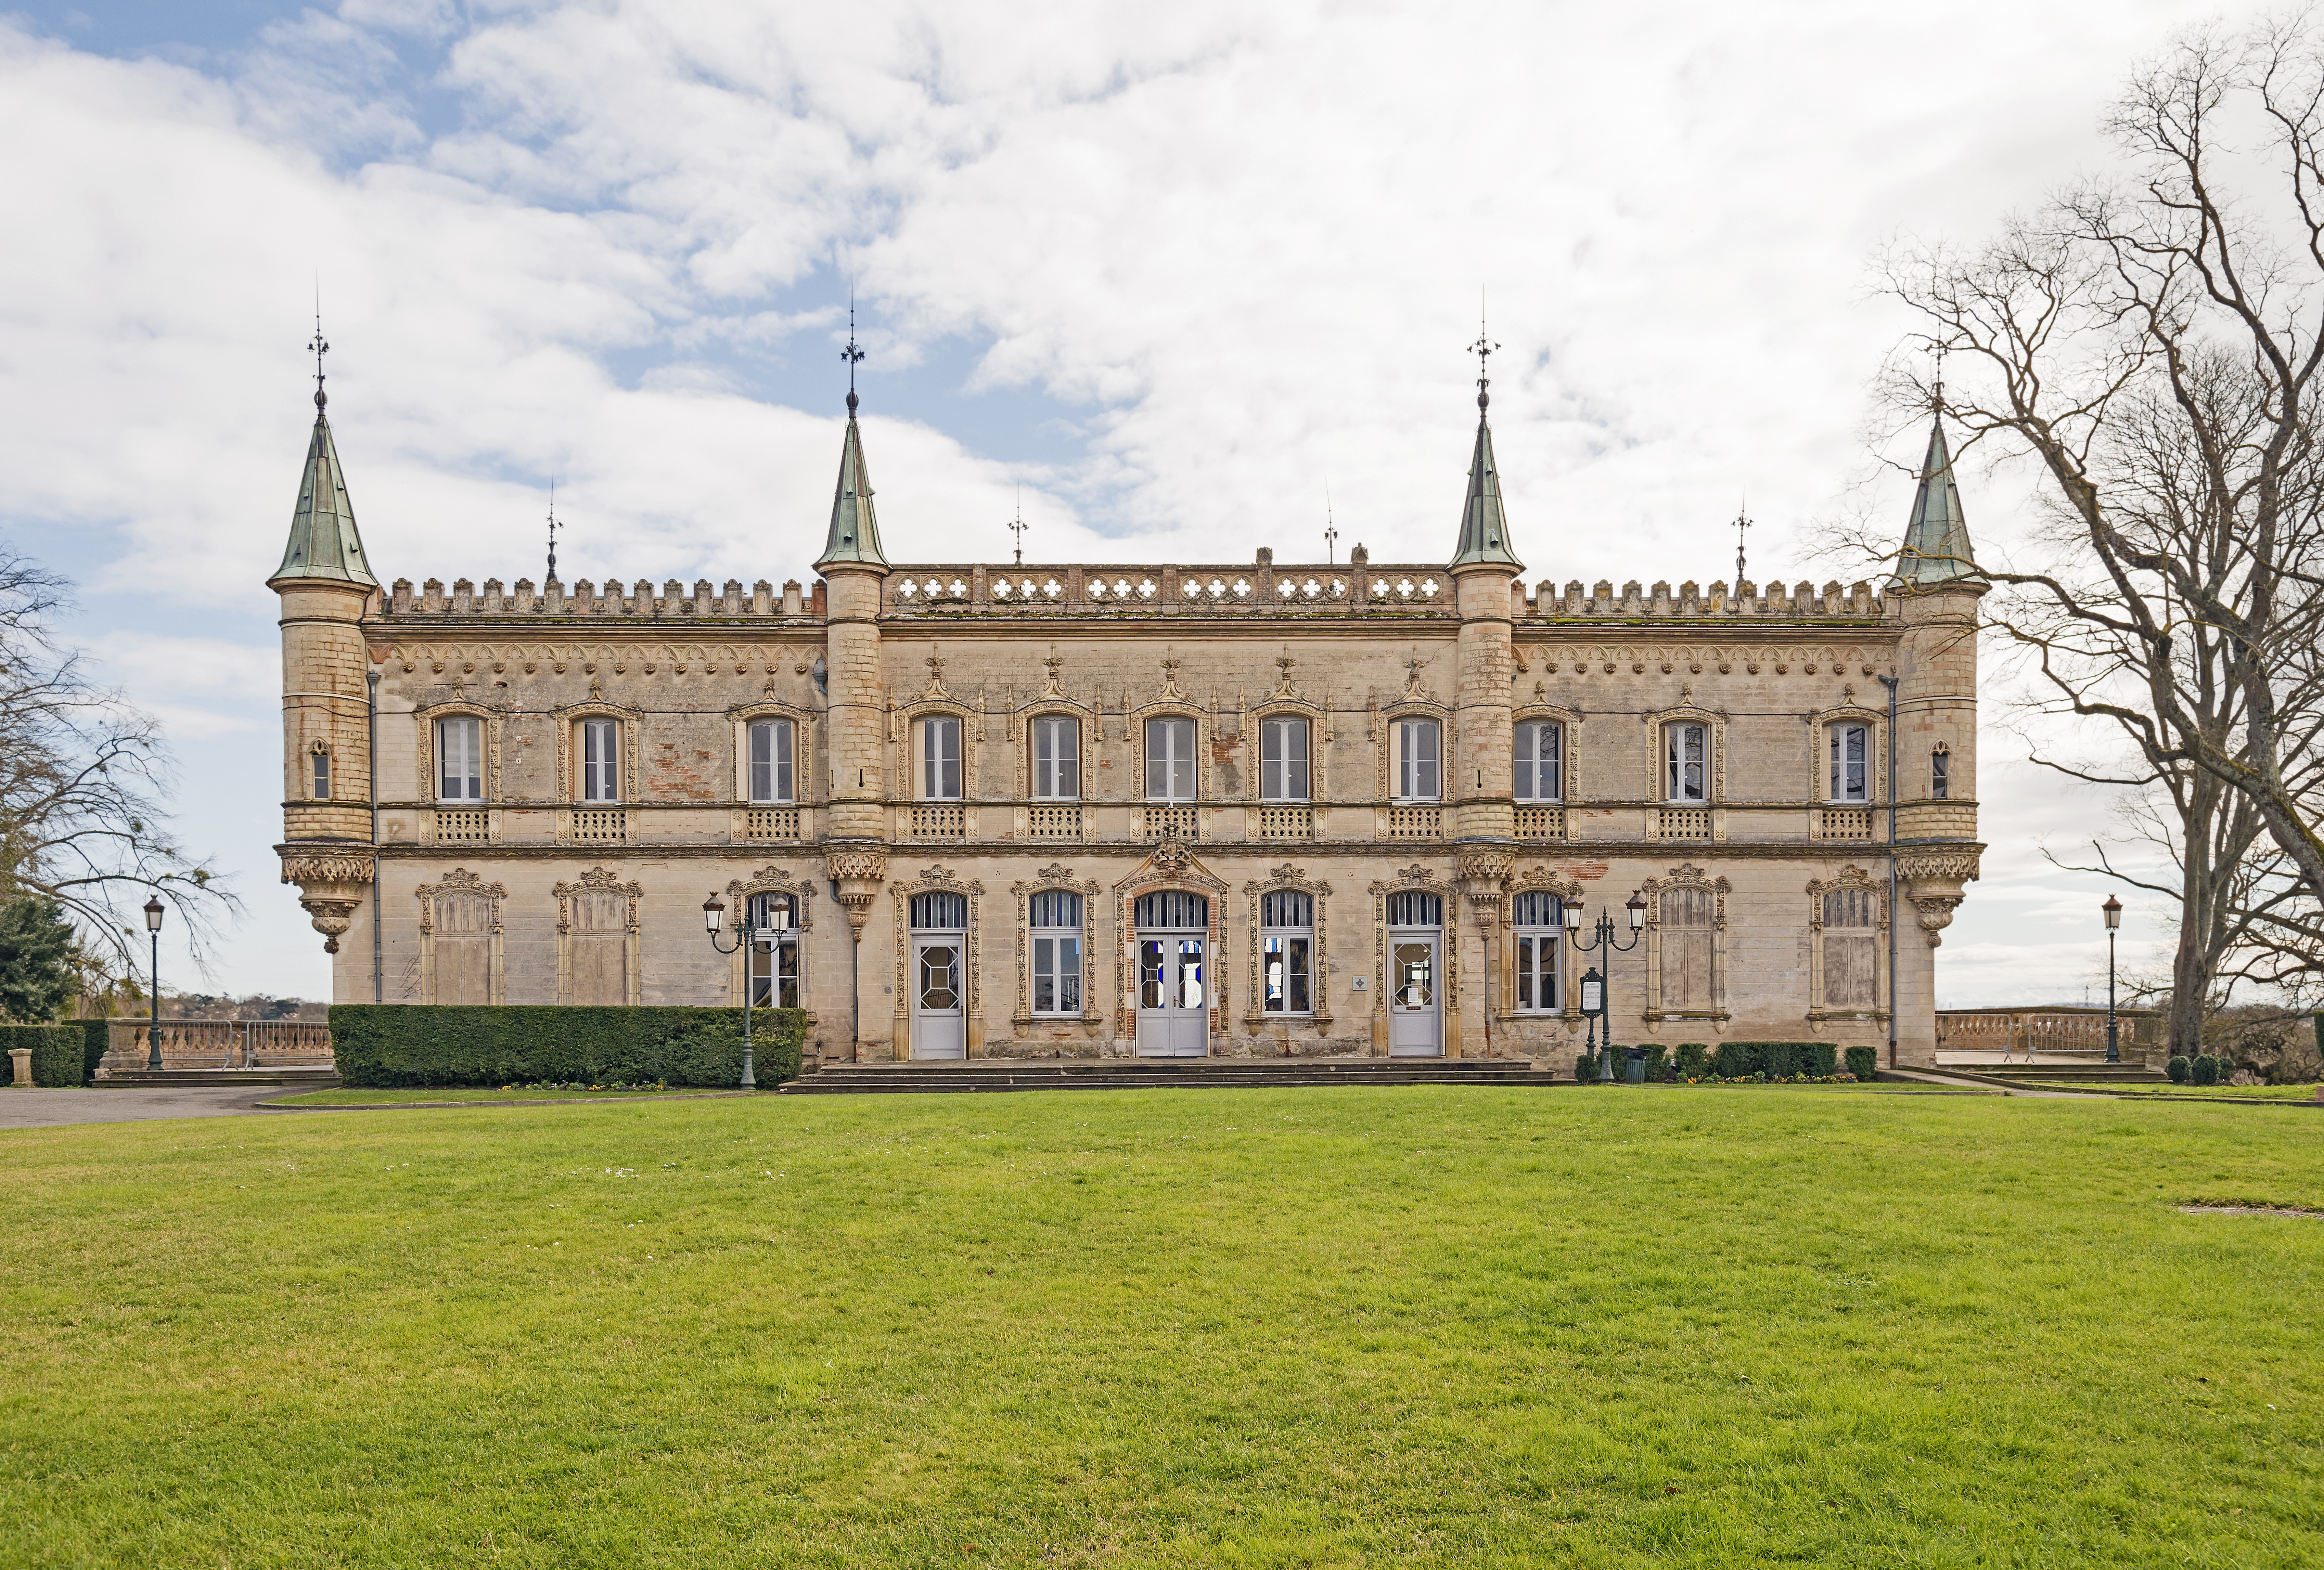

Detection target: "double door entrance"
[1134, 890, 1209, 1057]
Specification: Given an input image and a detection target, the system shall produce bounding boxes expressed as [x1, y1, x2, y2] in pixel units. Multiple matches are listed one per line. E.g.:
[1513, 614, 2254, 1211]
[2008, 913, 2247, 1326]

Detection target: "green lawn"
[2020, 1079, 2324, 1102]
[3, 1088, 2319, 1567]
[268, 1086, 758, 1106]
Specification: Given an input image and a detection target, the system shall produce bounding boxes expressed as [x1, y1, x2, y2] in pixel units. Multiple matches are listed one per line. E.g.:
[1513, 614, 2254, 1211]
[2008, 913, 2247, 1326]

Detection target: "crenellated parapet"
[382, 576, 819, 622]
[1519, 578, 1892, 621]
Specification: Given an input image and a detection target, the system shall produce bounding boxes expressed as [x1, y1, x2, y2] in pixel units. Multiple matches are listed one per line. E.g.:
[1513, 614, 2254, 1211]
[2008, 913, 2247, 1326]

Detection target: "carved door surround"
[554, 866, 642, 1005]
[890, 865, 986, 1058]
[1366, 864, 1458, 1057]
[1110, 838, 1229, 1048]
[416, 867, 506, 1004]
[1642, 861, 1731, 1031]
[1806, 862, 1890, 1027]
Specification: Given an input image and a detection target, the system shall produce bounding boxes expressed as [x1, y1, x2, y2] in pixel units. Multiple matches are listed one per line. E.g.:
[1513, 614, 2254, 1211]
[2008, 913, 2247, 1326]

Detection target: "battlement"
[377, 568, 1897, 625]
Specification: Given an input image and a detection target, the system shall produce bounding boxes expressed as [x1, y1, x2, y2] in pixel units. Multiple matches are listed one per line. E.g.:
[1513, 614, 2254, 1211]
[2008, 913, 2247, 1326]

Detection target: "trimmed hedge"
[1706, 1041, 1842, 1079]
[80, 1019, 111, 1082]
[1, 1024, 87, 1087]
[330, 1005, 808, 1088]
[1845, 1046, 1878, 1081]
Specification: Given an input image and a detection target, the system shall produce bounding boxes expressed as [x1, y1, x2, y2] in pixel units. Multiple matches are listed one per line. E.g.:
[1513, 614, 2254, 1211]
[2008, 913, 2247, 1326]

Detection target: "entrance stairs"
[780, 1059, 1552, 1095]
[99, 1066, 341, 1089]
[1939, 1061, 2167, 1085]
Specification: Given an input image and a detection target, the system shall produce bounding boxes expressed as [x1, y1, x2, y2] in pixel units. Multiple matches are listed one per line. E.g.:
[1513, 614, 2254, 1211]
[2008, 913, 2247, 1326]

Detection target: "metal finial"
[546, 479, 562, 584]
[1008, 482, 1027, 566]
[1468, 298, 1499, 415]
[307, 299, 330, 414]
[842, 289, 865, 414]
[1324, 482, 1339, 565]
[1733, 501, 1752, 585]
[1931, 340, 1947, 411]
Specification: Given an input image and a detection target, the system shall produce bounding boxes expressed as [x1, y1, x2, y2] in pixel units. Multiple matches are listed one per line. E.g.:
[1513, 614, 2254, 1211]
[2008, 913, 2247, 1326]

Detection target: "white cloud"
[0, 0, 2233, 997]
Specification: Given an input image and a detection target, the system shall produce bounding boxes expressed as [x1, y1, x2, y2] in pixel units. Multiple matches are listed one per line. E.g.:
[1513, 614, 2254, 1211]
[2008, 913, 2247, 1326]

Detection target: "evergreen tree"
[0, 896, 76, 1022]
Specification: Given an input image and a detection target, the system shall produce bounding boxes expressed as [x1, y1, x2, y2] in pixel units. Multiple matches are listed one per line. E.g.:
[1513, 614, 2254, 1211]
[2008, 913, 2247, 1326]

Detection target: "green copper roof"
[268, 397, 377, 588]
[1893, 416, 1981, 586]
[1448, 399, 1524, 572]
[814, 397, 888, 571]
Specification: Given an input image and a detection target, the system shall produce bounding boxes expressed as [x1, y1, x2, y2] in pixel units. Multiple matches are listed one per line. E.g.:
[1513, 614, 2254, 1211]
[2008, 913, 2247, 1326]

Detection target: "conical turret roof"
[814, 390, 888, 571]
[1448, 391, 1523, 572]
[1893, 416, 1980, 586]
[268, 393, 377, 588]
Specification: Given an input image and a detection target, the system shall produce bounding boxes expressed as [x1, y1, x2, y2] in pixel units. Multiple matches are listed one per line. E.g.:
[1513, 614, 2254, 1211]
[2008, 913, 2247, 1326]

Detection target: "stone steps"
[781, 1060, 1557, 1094]
[99, 1066, 341, 1088]
[1967, 1064, 2167, 1082]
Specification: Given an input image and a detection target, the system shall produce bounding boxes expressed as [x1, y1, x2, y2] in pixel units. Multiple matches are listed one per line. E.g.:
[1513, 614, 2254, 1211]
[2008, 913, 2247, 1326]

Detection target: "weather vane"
[1324, 482, 1339, 565]
[1008, 482, 1027, 565]
[1469, 289, 1499, 414]
[1733, 502, 1753, 585]
[546, 479, 562, 584]
[307, 303, 329, 413]
[1931, 340, 1948, 411]
[842, 289, 865, 414]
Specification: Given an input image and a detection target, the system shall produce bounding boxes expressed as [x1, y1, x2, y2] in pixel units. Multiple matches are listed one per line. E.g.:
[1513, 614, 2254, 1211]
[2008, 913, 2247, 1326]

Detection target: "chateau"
[271, 355, 1984, 1070]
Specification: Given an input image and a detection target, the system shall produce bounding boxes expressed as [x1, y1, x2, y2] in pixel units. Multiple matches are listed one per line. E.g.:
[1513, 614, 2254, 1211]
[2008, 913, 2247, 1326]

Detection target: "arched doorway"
[1386, 890, 1442, 1056]
[1134, 890, 1208, 1058]
[909, 891, 967, 1060]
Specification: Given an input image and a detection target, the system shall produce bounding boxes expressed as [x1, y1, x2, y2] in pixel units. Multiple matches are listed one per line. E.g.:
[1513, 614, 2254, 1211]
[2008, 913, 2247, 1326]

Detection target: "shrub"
[0, 1023, 87, 1086]
[1572, 1050, 1597, 1081]
[329, 1005, 808, 1088]
[1845, 1045, 1878, 1081]
[1640, 1043, 1671, 1081]
[2190, 1054, 2220, 1086]
[2166, 1054, 2191, 1084]
[1675, 1042, 1709, 1078]
[79, 1018, 110, 1082]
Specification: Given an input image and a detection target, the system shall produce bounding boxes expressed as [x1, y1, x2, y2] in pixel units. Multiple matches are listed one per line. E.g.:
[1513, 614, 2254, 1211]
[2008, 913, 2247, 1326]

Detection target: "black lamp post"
[1568, 891, 1647, 1081]
[704, 893, 786, 1089]
[2102, 894, 2122, 1063]
[142, 895, 165, 1071]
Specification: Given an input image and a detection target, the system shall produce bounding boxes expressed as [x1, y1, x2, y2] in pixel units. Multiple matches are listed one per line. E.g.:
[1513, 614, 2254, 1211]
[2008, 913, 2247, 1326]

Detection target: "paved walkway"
[0, 1086, 277, 1130]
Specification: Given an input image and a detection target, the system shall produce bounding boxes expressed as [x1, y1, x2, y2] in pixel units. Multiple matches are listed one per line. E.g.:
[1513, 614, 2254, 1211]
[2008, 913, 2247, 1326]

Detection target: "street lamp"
[1568, 890, 1648, 1081]
[142, 896, 165, 1071]
[704, 893, 788, 1089]
[2102, 894, 2123, 1063]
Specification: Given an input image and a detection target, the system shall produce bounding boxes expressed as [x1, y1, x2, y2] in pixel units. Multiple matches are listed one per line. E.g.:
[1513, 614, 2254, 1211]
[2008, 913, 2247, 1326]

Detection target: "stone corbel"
[1896, 845, 1983, 948]
[1456, 846, 1515, 929]
[280, 850, 375, 953]
[823, 844, 889, 934]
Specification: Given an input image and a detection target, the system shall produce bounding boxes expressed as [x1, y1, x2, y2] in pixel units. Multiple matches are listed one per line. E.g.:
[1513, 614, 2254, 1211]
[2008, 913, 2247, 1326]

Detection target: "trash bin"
[1623, 1047, 1646, 1085]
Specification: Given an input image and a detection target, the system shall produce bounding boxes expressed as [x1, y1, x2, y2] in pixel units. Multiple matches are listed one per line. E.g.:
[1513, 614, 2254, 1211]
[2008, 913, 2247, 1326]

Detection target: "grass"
[3, 1087, 2319, 1567]
[2020, 1079, 2324, 1101]
[268, 1086, 756, 1106]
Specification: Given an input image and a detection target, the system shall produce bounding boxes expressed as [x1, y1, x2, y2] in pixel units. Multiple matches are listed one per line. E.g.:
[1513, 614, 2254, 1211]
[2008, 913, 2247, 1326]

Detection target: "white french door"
[1135, 933, 1208, 1057]
[910, 936, 965, 1060]
[1387, 932, 1442, 1056]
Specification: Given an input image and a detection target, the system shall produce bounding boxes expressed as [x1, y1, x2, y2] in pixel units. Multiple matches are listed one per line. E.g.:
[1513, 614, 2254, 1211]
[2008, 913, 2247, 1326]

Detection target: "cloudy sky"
[0, 0, 2233, 1004]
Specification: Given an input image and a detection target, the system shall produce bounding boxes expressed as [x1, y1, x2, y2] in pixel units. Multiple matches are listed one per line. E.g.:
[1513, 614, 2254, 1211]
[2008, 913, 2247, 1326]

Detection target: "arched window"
[1511, 891, 1562, 1012]
[1664, 722, 1706, 802]
[1931, 743, 1951, 801]
[1032, 715, 1079, 800]
[1261, 717, 1309, 802]
[1515, 721, 1562, 802]
[1260, 890, 1312, 1014]
[1029, 891, 1082, 1015]
[1145, 718, 1196, 801]
[910, 891, 968, 930]
[309, 741, 332, 801]
[1134, 891, 1208, 928]
[1385, 891, 1442, 927]
[1828, 722, 1871, 802]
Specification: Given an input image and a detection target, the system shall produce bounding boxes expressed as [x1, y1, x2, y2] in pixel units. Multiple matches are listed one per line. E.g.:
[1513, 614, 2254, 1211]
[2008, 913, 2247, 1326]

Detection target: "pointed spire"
[1892, 415, 1980, 586]
[1448, 323, 1524, 572]
[268, 321, 376, 589]
[816, 304, 888, 571]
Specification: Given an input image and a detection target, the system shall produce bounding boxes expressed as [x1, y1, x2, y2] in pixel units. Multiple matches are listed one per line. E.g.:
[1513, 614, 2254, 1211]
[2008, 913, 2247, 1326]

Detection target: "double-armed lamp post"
[702, 894, 788, 1089]
[1567, 890, 1647, 1081]
[2103, 893, 2123, 1063]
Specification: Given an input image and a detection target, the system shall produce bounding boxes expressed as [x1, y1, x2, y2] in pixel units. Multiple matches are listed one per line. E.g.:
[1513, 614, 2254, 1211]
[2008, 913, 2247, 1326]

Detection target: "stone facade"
[272, 379, 1984, 1071]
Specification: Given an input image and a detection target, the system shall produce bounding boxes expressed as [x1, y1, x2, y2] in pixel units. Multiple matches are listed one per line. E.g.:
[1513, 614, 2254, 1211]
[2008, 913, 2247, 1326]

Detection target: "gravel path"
[0, 1087, 278, 1130]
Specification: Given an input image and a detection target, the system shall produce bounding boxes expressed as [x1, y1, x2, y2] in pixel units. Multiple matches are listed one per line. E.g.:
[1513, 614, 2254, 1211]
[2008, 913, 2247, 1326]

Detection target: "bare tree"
[1877, 18, 2324, 1009]
[0, 545, 237, 968]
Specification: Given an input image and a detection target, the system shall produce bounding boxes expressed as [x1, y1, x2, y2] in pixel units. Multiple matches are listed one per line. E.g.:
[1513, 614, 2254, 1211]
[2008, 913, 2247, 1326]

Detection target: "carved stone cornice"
[279, 850, 375, 887]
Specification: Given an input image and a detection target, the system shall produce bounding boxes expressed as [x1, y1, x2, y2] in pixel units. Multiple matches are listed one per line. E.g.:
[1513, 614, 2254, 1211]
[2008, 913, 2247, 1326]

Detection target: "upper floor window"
[1665, 722, 1706, 803]
[1146, 717, 1196, 801]
[1261, 716, 1309, 802]
[1931, 744, 1951, 801]
[747, 719, 794, 803]
[1511, 891, 1563, 1012]
[1032, 715, 1079, 800]
[437, 716, 483, 801]
[310, 743, 332, 801]
[920, 715, 962, 801]
[578, 718, 619, 802]
[1515, 720, 1562, 802]
[1029, 890, 1082, 1015]
[1829, 722, 1871, 803]
[1260, 890, 1313, 1014]
[1396, 718, 1441, 802]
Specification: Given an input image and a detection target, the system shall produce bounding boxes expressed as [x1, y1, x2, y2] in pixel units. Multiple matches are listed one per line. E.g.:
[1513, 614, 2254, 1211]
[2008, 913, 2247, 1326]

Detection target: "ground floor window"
[1511, 891, 1562, 1012]
[1260, 890, 1312, 1014]
[1030, 890, 1082, 1015]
